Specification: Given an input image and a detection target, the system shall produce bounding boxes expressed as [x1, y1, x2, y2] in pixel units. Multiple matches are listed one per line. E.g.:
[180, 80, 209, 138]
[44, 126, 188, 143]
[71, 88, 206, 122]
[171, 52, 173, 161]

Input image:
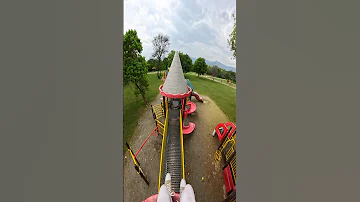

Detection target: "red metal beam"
[159, 84, 192, 99]
[135, 126, 158, 158]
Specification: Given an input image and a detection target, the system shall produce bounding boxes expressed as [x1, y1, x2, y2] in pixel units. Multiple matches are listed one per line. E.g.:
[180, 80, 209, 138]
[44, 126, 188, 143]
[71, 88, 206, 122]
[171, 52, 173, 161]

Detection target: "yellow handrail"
[179, 109, 185, 179]
[215, 133, 236, 163]
[155, 119, 164, 126]
[152, 104, 165, 120]
[230, 156, 236, 181]
[158, 97, 169, 191]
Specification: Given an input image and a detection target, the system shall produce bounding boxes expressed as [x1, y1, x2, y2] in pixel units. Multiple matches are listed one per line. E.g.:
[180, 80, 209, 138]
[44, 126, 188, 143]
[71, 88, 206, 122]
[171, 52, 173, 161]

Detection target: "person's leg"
[165, 173, 175, 196]
[180, 179, 186, 195]
[180, 184, 196, 202]
[157, 185, 172, 202]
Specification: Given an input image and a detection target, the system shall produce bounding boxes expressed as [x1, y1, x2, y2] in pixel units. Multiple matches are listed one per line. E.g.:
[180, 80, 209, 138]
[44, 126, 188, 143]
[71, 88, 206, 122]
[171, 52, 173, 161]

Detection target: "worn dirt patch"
[124, 95, 231, 202]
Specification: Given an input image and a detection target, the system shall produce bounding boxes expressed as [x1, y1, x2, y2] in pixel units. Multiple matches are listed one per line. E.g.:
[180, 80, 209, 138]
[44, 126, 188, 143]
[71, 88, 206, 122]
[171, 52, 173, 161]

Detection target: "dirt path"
[124, 95, 231, 202]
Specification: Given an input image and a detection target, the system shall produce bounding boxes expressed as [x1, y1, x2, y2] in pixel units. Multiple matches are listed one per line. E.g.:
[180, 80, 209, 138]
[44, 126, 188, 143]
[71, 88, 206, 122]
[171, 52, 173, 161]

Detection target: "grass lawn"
[123, 73, 163, 147]
[185, 73, 236, 123]
[187, 72, 236, 88]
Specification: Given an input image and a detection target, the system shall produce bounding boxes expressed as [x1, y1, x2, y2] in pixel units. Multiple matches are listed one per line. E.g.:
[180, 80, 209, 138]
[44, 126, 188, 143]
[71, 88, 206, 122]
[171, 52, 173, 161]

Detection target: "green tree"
[165, 50, 193, 73]
[212, 65, 219, 78]
[180, 53, 193, 73]
[224, 70, 231, 80]
[206, 65, 212, 75]
[160, 59, 167, 71]
[218, 68, 225, 79]
[162, 57, 169, 71]
[193, 57, 208, 77]
[123, 29, 149, 104]
[228, 13, 236, 59]
[152, 33, 171, 79]
[228, 71, 236, 83]
[165, 50, 175, 68]
[147, 58, 157, 72]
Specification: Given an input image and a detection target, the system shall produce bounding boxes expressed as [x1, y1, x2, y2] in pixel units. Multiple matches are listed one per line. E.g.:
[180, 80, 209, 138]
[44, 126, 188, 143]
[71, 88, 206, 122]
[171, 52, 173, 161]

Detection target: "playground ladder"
[230, 155, 236, 182]
[214, 131, 236, 163]
[151, 104, 165, 135]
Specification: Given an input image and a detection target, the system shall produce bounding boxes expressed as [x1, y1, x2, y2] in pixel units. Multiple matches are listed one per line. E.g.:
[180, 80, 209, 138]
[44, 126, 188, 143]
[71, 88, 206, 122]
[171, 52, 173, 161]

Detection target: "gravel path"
[124, 95, 231, 202]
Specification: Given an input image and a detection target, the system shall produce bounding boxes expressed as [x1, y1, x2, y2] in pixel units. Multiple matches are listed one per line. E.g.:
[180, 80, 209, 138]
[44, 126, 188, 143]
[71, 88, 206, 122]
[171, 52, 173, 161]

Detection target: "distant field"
[187, 72, 236, 88]
[184, 73, 236, 123]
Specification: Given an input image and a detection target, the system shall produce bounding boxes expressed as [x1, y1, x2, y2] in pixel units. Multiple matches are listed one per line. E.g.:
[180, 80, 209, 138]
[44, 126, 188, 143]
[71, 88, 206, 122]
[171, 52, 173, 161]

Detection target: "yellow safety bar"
[214, 132, 236, 163]
[230, 155, 236, 181]
[179, 109, 185, 179]
[158, 97, 169, 191]
[125, 142, 139, 167]
[152, 104, 165, 120]
[152, 103, 165, 135]
[225, 134, 236, 161]
[155, 119, 165, 135]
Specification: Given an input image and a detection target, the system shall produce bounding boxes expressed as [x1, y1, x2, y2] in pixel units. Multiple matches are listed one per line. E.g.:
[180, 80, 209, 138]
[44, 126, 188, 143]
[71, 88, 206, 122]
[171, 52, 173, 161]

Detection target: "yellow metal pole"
[179, 109, 185, 179]
[158, 97, 169, 191]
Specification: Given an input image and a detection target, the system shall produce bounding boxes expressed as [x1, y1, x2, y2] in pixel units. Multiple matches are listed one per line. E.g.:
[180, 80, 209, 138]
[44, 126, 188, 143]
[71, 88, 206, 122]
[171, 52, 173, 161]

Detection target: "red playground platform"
[184, 101, 196, 118]
[182, 122, 195, 135]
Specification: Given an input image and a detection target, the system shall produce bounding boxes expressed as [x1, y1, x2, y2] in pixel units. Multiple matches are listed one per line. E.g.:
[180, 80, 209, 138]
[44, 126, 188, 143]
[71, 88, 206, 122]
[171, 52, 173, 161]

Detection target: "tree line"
[147, 54, 236, 83]
[147, 50, 206, 76]
[206, 65, 236, 84]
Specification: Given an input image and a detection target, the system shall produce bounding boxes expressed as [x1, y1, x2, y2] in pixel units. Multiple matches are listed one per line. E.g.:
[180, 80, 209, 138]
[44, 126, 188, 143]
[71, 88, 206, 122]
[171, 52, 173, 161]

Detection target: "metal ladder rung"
[153, 109, 163, 112]
[225, 146, 235, 161]
[153, 106, 163, 110]
[214, 150, 222, 162]
[154, 111, 164, 116]
[155, 120, 164, 126]
[155, 113, 164, 117]
[230, 156, 236, 181]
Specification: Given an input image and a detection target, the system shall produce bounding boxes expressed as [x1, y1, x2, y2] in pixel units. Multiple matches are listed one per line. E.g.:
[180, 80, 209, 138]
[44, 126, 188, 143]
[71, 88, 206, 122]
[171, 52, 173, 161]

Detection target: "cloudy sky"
[124, 0, 236, 67]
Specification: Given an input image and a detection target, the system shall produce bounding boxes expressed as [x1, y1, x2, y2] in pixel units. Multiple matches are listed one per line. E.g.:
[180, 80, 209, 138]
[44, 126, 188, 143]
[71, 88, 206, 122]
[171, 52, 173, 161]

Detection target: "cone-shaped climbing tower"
[161, 51, 190, 97]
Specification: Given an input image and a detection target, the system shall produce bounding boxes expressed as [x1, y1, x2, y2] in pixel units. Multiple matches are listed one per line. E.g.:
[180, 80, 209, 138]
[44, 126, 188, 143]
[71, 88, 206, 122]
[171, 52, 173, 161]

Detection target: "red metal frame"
[134, 126, 158, 158]
[215, 123, 227, 141]
[225, 122, 236, 138]
[143, 193, 180, 202]
[223, 164, 235, 195]
[215, 122, 236, 142]
[159, 85, 192, 99]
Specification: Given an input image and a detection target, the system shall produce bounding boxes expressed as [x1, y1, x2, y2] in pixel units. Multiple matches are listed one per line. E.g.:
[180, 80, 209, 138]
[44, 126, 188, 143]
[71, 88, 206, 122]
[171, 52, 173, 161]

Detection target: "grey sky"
[124, 0, 236, 67]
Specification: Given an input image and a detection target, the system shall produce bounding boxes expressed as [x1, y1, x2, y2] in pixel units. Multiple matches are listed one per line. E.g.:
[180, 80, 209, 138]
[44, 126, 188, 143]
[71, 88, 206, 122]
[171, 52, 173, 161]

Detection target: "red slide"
[192, 91, 203, 103]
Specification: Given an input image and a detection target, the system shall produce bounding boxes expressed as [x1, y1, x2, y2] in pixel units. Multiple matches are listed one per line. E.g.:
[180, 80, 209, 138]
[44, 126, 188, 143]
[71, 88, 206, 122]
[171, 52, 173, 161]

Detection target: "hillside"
[190, 56, 236, 72]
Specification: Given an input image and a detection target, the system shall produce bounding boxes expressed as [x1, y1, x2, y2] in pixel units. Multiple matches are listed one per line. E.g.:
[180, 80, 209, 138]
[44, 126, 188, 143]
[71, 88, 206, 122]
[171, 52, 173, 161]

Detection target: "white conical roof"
[162, 51, 189, 95]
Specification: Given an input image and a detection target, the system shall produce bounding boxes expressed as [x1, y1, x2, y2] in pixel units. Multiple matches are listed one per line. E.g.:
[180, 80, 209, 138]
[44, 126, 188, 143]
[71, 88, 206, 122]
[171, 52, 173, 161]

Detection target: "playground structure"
[213, 122, 237, 202]
[126, 52, 200, 201]
[162, 66, 204, 103]
[185, 79, 204, 103]
[161, 67, 169, 81]
[125, 52, 237, 201]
